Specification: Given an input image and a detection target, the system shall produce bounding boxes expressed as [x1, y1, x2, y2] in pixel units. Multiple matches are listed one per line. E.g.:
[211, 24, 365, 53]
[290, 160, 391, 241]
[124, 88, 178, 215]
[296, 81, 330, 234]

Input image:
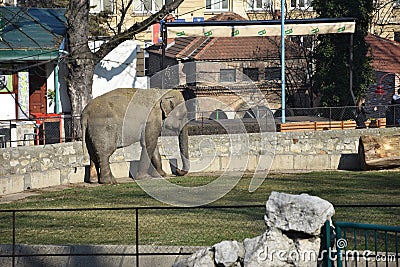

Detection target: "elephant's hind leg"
[98, 154, 117, 184]
[90, 160, 99, 183]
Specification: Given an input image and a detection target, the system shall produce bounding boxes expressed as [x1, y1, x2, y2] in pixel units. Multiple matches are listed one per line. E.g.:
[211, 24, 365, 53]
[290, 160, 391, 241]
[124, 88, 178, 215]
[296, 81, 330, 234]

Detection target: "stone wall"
[0, 127, 398, 196]
[0, 142, 86, 195]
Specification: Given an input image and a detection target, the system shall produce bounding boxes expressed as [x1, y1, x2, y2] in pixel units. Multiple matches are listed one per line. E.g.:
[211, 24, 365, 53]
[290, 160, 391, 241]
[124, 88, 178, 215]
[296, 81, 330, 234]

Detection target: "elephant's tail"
[81, 112, 90, 164]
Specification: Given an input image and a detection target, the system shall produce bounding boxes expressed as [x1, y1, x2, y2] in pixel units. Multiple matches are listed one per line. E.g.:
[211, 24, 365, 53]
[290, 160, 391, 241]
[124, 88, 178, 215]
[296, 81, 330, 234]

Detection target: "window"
[0, 75, 13, 93]
[243, 68, 259, 81]
[265, 67, 281, 81]
[395, 0, 400, 7]
[4, 0, 15, 6]
[134, 0, 164, 13]
[290, 0, 312, 9]
[206, 0, 229, 11]
[90, 0, 114, 13]
[220, 69, 236, 82]
[247, 0, 272, 11]
[395, 32, 400, 42]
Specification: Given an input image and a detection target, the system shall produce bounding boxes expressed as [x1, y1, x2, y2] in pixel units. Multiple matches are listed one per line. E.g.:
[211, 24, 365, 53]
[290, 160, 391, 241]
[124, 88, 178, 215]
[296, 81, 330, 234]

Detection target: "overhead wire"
[0, 1, 224, 122]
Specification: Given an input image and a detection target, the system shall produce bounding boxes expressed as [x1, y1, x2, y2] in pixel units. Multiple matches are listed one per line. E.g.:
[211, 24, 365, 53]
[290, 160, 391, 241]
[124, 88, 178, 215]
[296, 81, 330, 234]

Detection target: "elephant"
[81, 88, 190, 184]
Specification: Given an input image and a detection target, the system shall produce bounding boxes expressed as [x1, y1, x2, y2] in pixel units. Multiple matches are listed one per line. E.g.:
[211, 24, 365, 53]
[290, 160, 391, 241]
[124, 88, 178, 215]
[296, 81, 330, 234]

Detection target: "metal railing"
[322, 205, 400, 267]
[0, 116, 75, 148]
[334, 221, 400, 267]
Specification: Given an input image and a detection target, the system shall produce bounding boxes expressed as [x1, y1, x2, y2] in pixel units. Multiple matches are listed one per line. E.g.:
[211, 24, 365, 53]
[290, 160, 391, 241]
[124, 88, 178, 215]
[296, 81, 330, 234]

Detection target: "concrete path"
[0, 177, 135, 204]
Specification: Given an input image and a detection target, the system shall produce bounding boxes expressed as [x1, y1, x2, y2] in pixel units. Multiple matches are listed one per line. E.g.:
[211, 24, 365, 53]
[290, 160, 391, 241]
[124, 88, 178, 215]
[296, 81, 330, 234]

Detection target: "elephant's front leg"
[136, 124, 161, 180]
[149, 146, 167, 178]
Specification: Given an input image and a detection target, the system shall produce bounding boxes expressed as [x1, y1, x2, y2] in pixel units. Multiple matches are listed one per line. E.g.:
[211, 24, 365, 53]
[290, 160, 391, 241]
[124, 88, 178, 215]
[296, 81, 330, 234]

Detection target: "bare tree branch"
[94, 0, 184, 62]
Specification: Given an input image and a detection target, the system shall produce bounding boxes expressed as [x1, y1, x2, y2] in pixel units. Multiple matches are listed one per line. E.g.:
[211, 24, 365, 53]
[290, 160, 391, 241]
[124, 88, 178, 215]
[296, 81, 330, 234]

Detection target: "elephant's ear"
[161, 96, 175, 117]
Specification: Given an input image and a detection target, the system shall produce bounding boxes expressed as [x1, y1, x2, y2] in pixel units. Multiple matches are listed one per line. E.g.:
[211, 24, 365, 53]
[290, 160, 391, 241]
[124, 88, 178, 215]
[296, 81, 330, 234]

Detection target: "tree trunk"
[64, 0, 185, 139]
[65, 0, 94, 139]
[358, 135, 400, 170]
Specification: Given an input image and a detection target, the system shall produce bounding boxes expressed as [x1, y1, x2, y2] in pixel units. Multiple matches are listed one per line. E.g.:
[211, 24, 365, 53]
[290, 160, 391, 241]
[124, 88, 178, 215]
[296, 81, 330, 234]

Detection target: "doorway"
[29, 66, 47, 115]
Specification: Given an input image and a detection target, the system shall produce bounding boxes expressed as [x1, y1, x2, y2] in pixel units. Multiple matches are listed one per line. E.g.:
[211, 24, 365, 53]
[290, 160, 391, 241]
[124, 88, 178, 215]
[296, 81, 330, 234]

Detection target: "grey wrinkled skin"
[81, 88, 190, 184]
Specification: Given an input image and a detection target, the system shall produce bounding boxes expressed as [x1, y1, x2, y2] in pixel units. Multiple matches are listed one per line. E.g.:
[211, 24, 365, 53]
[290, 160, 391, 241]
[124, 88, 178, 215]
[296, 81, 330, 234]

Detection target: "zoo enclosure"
[0, 104, 399, 147]
[0, 204, 398, 267]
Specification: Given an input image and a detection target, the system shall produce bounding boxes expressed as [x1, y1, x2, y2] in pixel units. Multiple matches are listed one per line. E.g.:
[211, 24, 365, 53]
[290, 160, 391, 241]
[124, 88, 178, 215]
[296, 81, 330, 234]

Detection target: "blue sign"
[174, 19, 186, 23]
[193, 17, 204, 22]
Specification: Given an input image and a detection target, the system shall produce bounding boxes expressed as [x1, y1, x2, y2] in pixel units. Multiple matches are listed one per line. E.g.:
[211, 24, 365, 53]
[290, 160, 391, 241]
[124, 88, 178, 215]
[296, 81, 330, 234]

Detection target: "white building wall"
[46, 64, 56, 113]
[0, 94, 16, 120]
[92, 40, 147, 98]
[57, 63, 71, 114]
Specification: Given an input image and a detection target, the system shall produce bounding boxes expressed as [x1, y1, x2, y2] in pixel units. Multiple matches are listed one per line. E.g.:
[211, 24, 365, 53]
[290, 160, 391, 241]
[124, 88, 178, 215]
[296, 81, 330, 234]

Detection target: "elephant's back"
[83, 88, 174, 116]
[83, 88, 137, 114]
[99, 88, 137, 104]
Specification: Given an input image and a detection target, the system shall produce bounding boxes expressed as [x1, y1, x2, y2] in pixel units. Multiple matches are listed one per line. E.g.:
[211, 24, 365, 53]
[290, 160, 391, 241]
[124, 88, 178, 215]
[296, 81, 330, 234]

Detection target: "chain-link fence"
[1, 104, 399, 147]
[0, 205, 398, 266]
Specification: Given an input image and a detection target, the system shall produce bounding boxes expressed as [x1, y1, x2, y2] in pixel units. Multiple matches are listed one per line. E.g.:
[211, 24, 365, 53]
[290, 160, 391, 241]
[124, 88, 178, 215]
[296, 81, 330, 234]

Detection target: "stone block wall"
[0, 142, 86, 195]
[0, 127, 398, 196]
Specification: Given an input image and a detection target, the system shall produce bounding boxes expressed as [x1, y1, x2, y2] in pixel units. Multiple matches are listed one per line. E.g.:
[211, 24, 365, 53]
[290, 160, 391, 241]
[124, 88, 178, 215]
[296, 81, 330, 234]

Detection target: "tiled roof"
[194, 36, 283, 60]
[177, 37, 212, 59]
[147, 35, 301, 61]
[167, 37, 197, 58]
[206, 12, 248, 21]
[146, 12, 303, 61]
[161, 35, 302, 61]
[366, 33, 400, 74]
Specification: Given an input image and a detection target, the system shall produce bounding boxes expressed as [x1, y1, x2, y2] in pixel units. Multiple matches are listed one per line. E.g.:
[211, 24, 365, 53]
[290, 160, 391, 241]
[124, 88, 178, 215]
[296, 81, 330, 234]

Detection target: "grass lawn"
[0, 170, 399, 246]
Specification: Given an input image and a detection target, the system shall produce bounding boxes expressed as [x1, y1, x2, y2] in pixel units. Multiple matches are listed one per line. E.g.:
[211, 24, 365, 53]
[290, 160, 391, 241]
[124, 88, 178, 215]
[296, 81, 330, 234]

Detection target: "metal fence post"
[9, 120, 12, 147]
[136, 208, 139, 267]
[336, 224, 343, 267]
[324, 220, 332, 267]
[12, 211, 16, 267]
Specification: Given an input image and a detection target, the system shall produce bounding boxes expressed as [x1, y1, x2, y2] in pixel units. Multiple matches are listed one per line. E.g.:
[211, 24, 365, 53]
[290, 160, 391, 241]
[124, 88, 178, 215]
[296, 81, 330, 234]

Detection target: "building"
[371, 0, 400, 41]
[365, 33, 400, 107]
[146, 13, 310, 119]
[0, 7, 70, 146]
[91, 40, 149, 98]
[0, 6, 148, 146]
[0, 7, 68, 120]
[88, 0, 400, 42]
[90, 0, 316, 44]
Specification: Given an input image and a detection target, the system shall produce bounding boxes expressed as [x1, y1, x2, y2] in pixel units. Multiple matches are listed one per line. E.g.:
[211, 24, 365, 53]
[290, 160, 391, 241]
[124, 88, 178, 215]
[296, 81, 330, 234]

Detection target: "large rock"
[243, 228, 321, 267]
[173, 247, 214, 267]
[172, 192, 334, 267]
[243, 228, 292, 267]
[214, 240, 244, 267]
[265, 191, 335, 235]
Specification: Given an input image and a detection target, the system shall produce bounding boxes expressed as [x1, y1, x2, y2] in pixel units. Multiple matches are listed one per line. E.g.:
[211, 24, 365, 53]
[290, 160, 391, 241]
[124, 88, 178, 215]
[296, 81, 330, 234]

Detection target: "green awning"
[0, 7, 67, 62]
[0, 49, 60, 62]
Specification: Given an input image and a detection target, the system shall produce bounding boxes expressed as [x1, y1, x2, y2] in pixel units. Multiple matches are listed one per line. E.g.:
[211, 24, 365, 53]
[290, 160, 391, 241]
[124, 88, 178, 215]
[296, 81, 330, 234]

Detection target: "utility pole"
[281, 0, 286, 123]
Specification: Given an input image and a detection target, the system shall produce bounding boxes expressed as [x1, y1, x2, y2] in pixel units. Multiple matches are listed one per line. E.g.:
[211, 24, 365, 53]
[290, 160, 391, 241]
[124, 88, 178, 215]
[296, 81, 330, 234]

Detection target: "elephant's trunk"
[176, 124, 190, 176]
